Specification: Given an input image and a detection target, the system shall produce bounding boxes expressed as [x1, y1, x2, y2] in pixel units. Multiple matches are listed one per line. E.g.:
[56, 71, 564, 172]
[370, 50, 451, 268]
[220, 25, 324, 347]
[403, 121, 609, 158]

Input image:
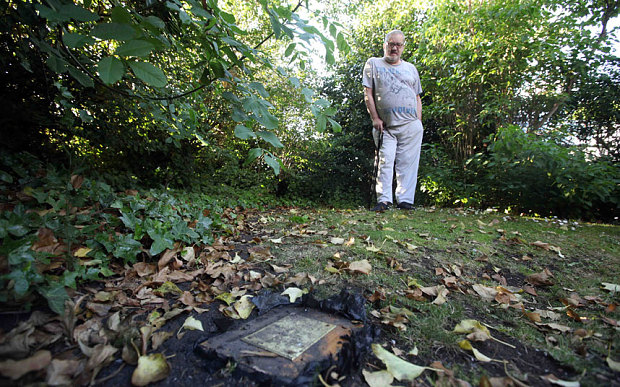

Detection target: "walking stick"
[370, 130, 384, 209]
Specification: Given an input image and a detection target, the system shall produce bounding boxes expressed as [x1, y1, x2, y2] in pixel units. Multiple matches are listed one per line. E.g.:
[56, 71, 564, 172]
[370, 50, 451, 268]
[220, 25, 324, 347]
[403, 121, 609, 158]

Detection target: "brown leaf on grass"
[373, 306, 414, 331]
[472, 284, 498, 301]
[386, 257, 407, 272]
[431, 286, 449, 305]
[475, 254, 489, 262]
[536, 322, 572, 333]
[450, 264, 462, 277]
[442, 276, 458, 288]
[248, 246, 274, 261]
[0, 350, 51, 379]
[346, 259, 372, 275]
[491, 274, 507, 286]
[285, 272, 315, 286]
[534, 309, 562, 320]
[420, 285, 442, 297]
[404, 288, 426, 301]
[368, 288, 387, 303]
[601, 316, 618, 326]
[429, 361, 469, 386]
[523, 285, 538, 296]
[565, 309, 582, 322]
[522, 308, 542, 323]
[495, 292, 512, 305]
[530, 240, 552, 250]
[270, 263, 291, 273]
[564, 293, 585, 307]
[526, 268, 554, 286]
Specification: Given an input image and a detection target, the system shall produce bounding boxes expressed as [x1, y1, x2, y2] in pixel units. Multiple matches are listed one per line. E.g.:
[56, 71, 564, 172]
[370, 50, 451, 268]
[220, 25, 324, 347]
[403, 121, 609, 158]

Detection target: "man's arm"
[416, 94, 422, 122]
[364, 86, 384, 132]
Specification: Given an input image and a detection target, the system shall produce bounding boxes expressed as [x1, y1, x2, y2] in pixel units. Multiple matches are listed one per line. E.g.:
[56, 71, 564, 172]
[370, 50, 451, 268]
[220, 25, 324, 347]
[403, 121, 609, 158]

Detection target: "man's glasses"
[387, 42, 405, 48]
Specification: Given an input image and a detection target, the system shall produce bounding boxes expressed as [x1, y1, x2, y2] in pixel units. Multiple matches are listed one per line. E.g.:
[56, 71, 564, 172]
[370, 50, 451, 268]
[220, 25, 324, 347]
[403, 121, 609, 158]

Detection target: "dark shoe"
[397, 202, 413, 210]
[371, 202, 390, 212]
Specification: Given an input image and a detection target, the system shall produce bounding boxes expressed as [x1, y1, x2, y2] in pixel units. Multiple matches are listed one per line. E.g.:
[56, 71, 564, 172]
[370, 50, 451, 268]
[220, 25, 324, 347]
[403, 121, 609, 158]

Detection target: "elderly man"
[363, 30, 423, 211]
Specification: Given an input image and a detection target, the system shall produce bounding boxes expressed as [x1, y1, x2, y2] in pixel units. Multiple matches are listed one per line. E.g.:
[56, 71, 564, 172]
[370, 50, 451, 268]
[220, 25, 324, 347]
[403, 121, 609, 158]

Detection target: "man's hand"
[372, 117, 384, 132]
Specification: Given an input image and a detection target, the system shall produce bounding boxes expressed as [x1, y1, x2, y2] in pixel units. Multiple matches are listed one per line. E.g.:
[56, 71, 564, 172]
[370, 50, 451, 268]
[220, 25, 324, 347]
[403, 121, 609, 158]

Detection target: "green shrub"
[468, 126, 619, 220]
[418, 144, 480, 207]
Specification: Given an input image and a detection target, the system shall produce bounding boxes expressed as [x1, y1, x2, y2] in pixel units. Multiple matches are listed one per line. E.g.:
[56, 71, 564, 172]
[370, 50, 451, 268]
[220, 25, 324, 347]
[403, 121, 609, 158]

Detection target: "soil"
[1, 207, 615, 387]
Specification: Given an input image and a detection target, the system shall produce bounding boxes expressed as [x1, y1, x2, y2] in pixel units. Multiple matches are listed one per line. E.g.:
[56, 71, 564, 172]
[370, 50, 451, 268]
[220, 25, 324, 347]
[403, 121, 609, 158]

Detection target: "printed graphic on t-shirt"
[362, 58, 422, 128]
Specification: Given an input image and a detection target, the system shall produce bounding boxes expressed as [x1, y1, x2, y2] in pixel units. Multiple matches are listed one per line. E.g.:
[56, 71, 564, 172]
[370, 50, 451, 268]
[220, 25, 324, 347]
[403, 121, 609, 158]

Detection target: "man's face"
[383, 33, 405, 64]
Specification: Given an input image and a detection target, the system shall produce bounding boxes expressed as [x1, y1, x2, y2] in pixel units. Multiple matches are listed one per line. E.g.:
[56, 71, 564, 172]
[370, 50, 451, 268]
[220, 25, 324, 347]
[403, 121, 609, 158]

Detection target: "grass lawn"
[256, 206, 620, 386]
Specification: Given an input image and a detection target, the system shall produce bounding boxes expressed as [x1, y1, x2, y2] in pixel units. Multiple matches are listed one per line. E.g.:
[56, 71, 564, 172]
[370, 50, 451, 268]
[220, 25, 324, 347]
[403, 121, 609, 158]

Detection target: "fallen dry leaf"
[431, 285, 449, 305]
[522, 308, 542, 323]
[85, 343, 118, 381]
[157, 246, 181, 271]
[523, 285, 538, 296]
[606, 357, 620, 372]
[281, 287, 307, 303]
[181, 316, 204, 332]
[0, 322, 35, 358]
[454, 319, 515, 348]
[526, 268, 554, 286]
[131, 353, 170, 386]
[602, 282, 620, 292]
[530, 241, 551, 250]
[601, 316, 618, 326]
[372, 344, 435, 381]
[458, 339, 495, 362]
[233, 295, 255, 319]
[330, 237, 345, 245]
[536, 322, 572, 333]
[362, 369, 394, 387]
[347, 259, 372, 275]
[368, 288, 387, 303]
[151, 331, 174, 351]
[540, 374, 580, 386]
[0, 350, 51, 380]
[46, 359, 82, 386]
[535, 309, 562, 320]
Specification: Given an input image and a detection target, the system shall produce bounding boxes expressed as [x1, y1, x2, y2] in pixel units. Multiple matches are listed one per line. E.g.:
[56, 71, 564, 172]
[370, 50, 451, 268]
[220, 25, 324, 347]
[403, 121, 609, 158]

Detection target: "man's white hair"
[385, 30, 405, 43]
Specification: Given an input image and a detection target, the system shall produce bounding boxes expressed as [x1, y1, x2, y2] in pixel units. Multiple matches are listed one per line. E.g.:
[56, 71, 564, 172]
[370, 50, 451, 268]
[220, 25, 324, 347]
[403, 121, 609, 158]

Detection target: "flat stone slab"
[241, 313, 337, 360]
[199, 305, 363, 382]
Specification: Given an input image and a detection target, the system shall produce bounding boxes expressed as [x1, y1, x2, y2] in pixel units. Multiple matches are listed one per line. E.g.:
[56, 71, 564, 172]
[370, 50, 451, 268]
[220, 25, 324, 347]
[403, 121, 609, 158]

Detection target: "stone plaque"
[242, 313, 336, 360]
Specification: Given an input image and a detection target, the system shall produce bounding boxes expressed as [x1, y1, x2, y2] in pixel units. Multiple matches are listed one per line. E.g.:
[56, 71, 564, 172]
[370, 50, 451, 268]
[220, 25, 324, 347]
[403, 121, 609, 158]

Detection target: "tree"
[331, 0, 619, 163]
[0, 0, 346, 181]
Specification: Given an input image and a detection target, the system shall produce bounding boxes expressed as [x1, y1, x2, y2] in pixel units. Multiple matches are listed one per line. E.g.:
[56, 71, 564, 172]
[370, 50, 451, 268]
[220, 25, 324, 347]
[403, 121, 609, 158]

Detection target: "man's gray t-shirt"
[362, 57, 422, 128]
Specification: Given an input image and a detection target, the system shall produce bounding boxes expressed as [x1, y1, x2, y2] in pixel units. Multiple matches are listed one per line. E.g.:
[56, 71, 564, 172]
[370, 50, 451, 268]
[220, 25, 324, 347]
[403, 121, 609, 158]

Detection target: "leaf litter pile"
[1, 178, 619, 386]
